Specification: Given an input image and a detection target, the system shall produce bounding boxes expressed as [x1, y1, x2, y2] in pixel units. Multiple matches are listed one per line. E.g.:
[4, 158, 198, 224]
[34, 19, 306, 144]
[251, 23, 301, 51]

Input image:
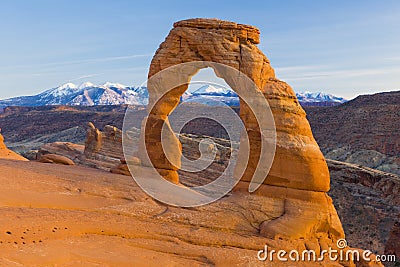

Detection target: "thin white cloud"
[276, 65, 400, 81]
[103, 66, 149, 72]
[274, 65, 326, 72]
[70, 54, 153, 64]
[0, 53, 153, 71]
[384, 56, 400, 61]
[69, 73, 103, 82]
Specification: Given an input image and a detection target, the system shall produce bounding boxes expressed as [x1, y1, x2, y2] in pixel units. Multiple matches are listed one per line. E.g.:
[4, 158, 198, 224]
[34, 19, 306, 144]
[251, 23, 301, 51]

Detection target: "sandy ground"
[0, 159, 353, 266]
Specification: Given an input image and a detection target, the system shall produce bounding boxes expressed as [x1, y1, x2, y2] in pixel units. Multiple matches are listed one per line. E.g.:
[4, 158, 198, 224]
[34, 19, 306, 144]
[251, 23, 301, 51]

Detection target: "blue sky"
[0, 0, 399, 99]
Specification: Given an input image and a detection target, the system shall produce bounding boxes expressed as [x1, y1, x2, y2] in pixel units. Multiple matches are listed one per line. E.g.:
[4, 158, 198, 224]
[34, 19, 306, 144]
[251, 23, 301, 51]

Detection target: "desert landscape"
[0, 2, 399, 266]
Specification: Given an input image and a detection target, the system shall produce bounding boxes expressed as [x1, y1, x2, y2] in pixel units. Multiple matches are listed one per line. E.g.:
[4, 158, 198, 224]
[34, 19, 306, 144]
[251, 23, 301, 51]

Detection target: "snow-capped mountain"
[0, 82, 149, 107]
[190, 84, 237, 97]
[0, 82, 347, 108]
[183, 85, 347, 107]
[182, 84, 240, 106]
[296, 91, 347, 106]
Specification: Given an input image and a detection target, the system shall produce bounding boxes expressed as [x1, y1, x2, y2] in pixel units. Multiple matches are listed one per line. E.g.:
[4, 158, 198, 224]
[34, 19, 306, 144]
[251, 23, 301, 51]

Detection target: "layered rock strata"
[136, 18, 342, 243]
[84, 122, 124, 170]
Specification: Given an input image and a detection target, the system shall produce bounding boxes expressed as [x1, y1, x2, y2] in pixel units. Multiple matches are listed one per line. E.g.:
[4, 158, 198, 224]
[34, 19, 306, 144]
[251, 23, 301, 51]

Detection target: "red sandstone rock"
[83, 122, 123, 170]
[0, 128, 28, 161]
[38, 154, 75, 165]
[142, 18, 329, 192]
[133, 18, 344, 243]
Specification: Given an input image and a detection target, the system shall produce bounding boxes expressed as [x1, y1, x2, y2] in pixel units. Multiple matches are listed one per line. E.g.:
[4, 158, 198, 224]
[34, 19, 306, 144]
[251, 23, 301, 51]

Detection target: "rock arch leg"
[138, 18, 345, 242]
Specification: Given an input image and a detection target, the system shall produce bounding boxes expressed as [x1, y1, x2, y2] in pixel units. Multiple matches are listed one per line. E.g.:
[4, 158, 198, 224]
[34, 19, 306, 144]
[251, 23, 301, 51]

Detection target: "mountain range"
[296, 91, 347, 106]
[0, 82, 347, 108]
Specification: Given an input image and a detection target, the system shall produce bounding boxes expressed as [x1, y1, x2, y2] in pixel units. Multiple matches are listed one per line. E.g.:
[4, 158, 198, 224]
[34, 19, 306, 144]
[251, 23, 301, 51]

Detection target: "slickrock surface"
[0, 130, 28, 161]
[0, 159, 380, 266]
[38, 142, 84, 162]
[110, 157, 132, 176]
[38, 154, 75, 165]
[138, 18, 341, 242]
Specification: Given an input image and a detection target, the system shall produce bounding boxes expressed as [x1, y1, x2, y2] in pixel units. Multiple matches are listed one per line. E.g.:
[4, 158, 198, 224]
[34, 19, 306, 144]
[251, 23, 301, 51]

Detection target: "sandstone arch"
[139, 18, 329, 192]
[131, 18, 347, 242]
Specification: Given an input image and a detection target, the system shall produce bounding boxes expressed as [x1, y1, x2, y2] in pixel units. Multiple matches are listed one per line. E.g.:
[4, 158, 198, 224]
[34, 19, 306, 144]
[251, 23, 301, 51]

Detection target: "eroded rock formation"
[38, 154, 75, 165]
[84, 122, 124, 170]
[38, 142, 84, 163]
[36, 123, 140, 171]
[141, 18, 329, 191]
[110, 157, 136, 176]
[137, 18, 342, 243]
[0, 128, 28, 161]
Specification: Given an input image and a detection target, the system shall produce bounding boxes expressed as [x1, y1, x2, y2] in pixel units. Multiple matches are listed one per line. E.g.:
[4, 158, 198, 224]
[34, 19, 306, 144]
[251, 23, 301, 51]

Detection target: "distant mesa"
[0, 81, 346, 108]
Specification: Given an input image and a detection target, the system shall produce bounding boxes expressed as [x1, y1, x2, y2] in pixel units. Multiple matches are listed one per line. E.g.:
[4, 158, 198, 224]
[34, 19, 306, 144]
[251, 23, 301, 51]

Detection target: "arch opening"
[139, 61, 274, 194]
[170, 67, 239, 187]
[122, 19, 331, 208]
